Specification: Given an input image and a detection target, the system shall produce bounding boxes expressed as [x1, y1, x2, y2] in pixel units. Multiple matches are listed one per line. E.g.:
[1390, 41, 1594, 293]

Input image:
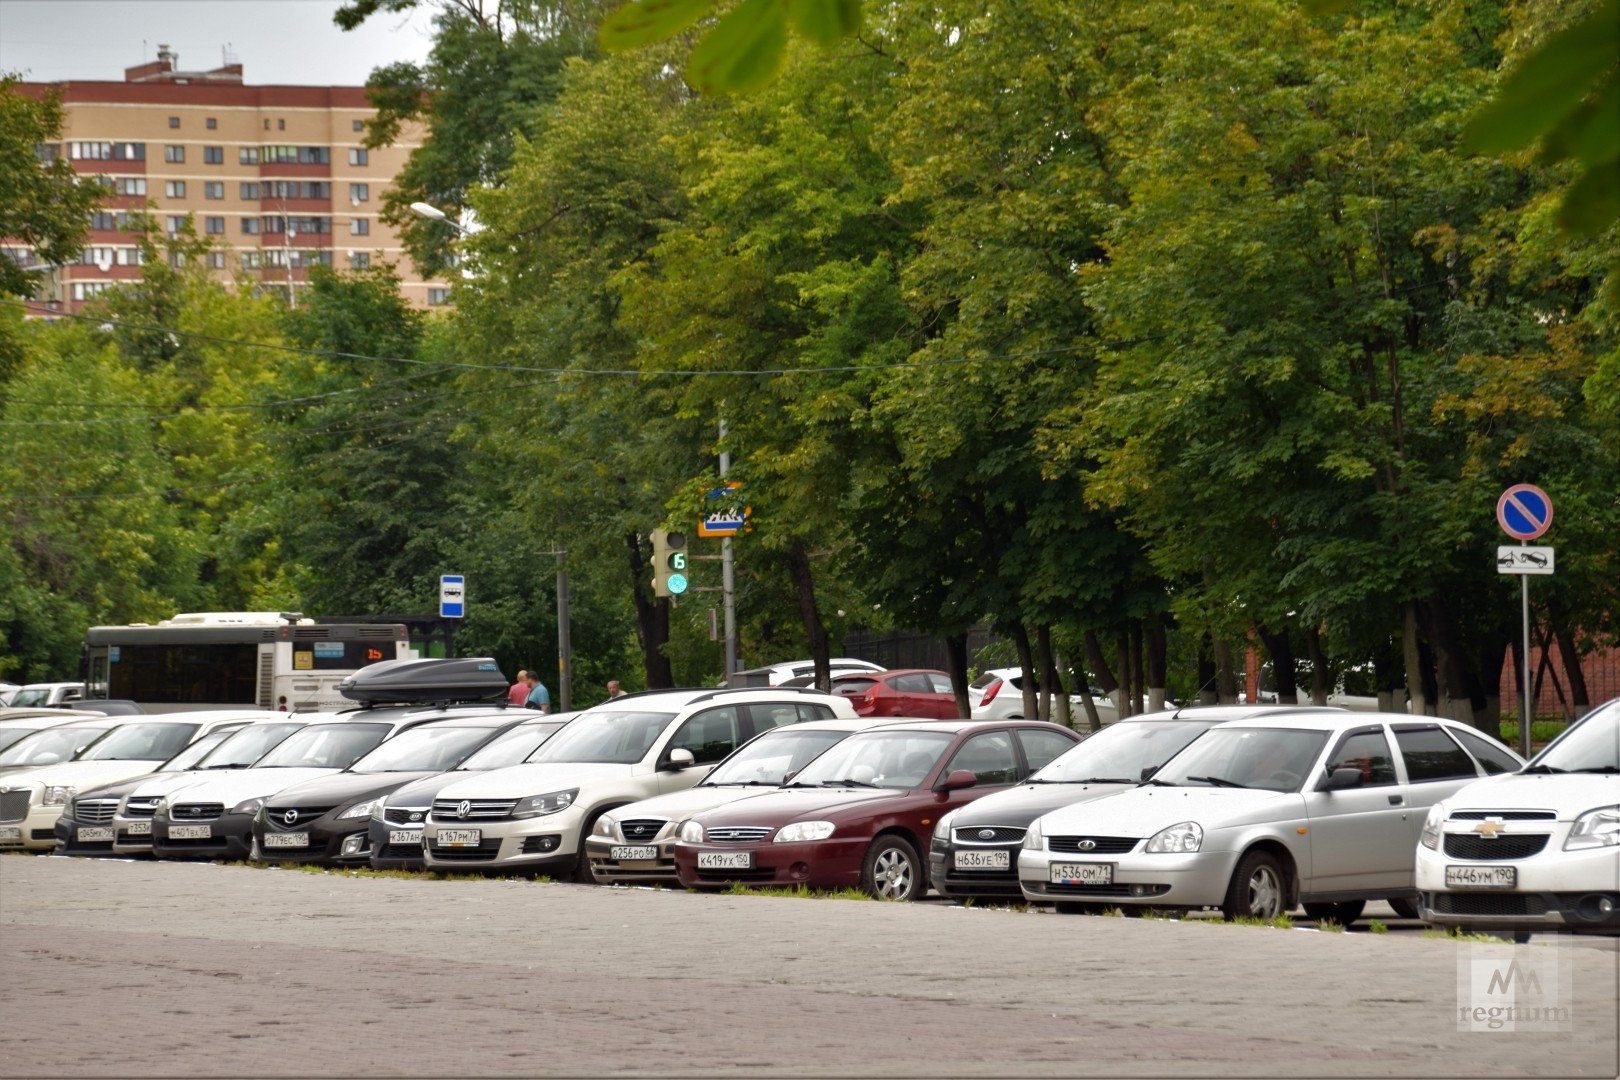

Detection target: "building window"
[164, 145, 185, 163]
[278, 118, 285, 130]
[116, 247, 143, 266]
[348, 148, 368, 166]
[72, 282, 112, 300]
[167, 216, 187, 234]
[106, 176, 147, 196]
[165, 180, 186, 198]
[427, 288, 451, 306]
[352, 119, 364, 132]
[168, 116, 180, 128]
[70, 141, 144, 161]
[349, 251, 371, 269]
[261, 145, 330, 165]
[89, 211, 118, 230]
[241, 252, 262, 269]
[350, 217, 369, 236]
[264, 119, 270, 130]
[206, 117, 217, 130]
[204, 216, 225, 235]
[349, 183, 369, 203]
[204, 182, 224, 199]
[241, 218, 261, 235]
[170, 251, 186, 268]
[207, 252, 226, 269]
[240, 147, 259, 164]
[239, 182, 260, 199]
[262, 180, 331, 200]
[204, 146, 224, 165]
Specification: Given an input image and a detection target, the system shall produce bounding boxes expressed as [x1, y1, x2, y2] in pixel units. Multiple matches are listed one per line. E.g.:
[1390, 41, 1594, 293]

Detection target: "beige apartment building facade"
[12, 50, 450, 313]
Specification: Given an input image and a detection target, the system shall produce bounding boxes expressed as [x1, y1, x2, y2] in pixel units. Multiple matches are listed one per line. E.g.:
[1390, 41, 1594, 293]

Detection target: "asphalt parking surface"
[1, 854, 1615, 1078]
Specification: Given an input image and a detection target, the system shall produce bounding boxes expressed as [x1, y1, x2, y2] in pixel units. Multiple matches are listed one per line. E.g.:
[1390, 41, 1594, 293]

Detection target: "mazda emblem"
[282, 809, 298, 825]
[978, 829, 995, 840]
[1077, 839, 1097, 851]
[457, 800, 472, 820]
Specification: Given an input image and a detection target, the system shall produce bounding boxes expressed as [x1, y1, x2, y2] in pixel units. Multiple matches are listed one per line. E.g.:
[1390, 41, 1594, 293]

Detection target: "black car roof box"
[338, 658, 507, 705]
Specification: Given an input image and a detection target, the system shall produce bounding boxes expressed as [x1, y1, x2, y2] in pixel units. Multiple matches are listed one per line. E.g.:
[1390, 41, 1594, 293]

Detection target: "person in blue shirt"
[524, 671, 551, 713]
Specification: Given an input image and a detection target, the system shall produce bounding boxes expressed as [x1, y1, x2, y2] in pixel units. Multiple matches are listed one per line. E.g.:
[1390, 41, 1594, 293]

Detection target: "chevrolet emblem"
[1473, 818, 1508, 839]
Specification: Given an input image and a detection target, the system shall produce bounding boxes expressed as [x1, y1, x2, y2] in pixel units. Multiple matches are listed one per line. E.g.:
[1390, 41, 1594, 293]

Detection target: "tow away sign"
[1497, 547, 1554, 575]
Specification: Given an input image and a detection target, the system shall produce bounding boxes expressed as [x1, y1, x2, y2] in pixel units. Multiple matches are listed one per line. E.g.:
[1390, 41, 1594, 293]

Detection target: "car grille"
[75, 799, 118, 824]
[694, 867, 776, 882]
[431, 798, 518, 821]
[265, 806, 335, 828]
[953, 826, 1026, 844]
[160, 835, 227, 849]
[1444, 834, 1549, 860]
[429, 839, 502, 861]
[380, 844, 423, 861]
[1449, 810, 1556, 821]
[1048, 835, 1139, 855]
[706, 826, 772, 843]
[617, 818, 667, 840]
[943, 865, 1018, 882]
[123, 800, 159, 819]
[384, 807, 426, 825]
[1042, 882, 1138, 896]
[0, 790, 30, 823]
[171, 803, 225, 821]
[1431, 892, 1549, 917]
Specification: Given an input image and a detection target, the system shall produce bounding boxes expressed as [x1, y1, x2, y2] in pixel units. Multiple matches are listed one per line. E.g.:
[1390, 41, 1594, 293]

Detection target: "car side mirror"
[1317, 767, 1363, 792]
[939, 769, 977, 791]
[663, 747, 696, 771]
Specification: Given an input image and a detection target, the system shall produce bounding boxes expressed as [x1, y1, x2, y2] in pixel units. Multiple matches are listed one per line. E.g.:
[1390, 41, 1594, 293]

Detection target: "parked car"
[0, 683, 21, 706]
[968, 667, 1117, 724]
[1415, 697, 1619, 941]
[369, 713, 576, 870]
[674, 719, 1084, 900]
[69, 700, 146, 716]
[5, 682, 86, 708]
[421, 687, 858, 878]
[727, 659, 885, 687]
[585, 715, 908, 884]
[930, 705, 1344, 901]
[252, 710, 530, 866]
[0, 715, 126, 776]
[1018, 713, 1523, 923]
[0, 712, 259, 851]
[825, 669, 961, 720]
[0, 708, 106, 754]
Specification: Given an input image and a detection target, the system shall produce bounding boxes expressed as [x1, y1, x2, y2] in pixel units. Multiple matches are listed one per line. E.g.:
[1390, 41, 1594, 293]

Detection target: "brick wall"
[1499, 644, 1620, 719]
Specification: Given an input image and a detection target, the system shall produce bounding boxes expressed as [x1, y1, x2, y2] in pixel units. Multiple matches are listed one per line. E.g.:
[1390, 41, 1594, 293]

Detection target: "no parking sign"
[1496, 484, 1552, 541]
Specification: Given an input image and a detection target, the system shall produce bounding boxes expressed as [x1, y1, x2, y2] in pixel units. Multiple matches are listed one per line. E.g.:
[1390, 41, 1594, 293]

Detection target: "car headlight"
[933, 811, 957, 842]
[1420, 805, 1443, 850]
[510, 789, 577, 819]
[774, 820, 835, 843]
[339, 797, 385, 821]
[678, 819, 704, 843]
[231, 797, 265, 817]
[1022, 819, 1043, 851]
[1144, 821, 1202, 854]
[1565, 805, 1620, 851]
[43, 785, 75, 806]
[593, 814, 616, 838]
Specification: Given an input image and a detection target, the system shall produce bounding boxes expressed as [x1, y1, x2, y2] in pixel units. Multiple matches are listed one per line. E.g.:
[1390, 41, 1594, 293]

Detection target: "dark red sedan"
[830, 668, 960, 719]
[673, 720, 1081, 900]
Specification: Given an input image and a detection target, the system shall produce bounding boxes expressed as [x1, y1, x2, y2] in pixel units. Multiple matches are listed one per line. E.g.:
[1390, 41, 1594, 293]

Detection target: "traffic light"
[651, 528, 689, 598]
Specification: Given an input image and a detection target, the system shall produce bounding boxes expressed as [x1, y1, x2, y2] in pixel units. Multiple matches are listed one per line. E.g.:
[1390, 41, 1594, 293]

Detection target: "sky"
[0, 0, 439, 86]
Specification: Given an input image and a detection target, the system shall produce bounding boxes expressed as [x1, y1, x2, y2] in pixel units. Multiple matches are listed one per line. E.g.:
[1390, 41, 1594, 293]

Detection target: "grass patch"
[1316, 919, 1346, 933]
[1101, 907, 1125, 918]
[1496, 719, 1567, 747]
[1368, 919, 1389, 935]
[1420, 926, 1511, 943]
[224, 859, 533, 883]
[720, 881, 871, 901]
[1269, 912, 1294, 930]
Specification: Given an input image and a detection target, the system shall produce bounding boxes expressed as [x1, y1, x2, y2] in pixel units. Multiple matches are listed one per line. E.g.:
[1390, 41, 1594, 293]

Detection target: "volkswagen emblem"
[978, 829, 995, 840]
[457, 800, 472, 820]
[1077, 839, 1097, 851]
[282, 809, 298, 825]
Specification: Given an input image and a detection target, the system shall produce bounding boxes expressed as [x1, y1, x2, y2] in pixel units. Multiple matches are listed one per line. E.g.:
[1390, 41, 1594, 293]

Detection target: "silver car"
[1019, 712, 1523, 924]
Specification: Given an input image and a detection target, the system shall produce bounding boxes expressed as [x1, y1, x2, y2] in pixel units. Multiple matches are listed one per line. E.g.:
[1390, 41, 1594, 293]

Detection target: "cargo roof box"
[338, 658, 507, 705]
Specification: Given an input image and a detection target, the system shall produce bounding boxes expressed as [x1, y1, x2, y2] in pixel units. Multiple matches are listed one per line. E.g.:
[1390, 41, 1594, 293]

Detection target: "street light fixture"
[409, 201, 465, 233]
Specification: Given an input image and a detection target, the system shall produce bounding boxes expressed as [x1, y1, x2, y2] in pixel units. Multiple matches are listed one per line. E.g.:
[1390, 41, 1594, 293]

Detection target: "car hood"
[264, 771, 440, 808]
[693, 785, 915, 827]
[1036, 785, 1300, 838]
[610, 785, 781, 824]
[0, 760, 163, 792]
[435, 761, 638, 800]
[127, 769, 240, 801]
[162, 767, 341, 806]
[948, 782, 1136, 829]
[374, 772, 465, 810]
[71, 774, 172, 802]
[1439, 772, 1619, 820]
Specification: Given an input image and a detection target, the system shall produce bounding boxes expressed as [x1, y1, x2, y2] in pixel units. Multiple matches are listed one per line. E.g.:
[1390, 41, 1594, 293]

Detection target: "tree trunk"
[1256, 624, 1298, 705]
[946, 633, 971, 719]
[785, 540, 830, 690]
[1008, 622, 1038, 720]
[626, 531, 673, 689]
[1420, 598, 1475, 725]
[1545, 597, 1590, 712]
[1402, 602, 1428, 716]
[1130, 622, 1146, 715]
[1214, 637, 1238, 704]
[1084, 631, 1120, 697]
[1116, 630, 1133, 718]
[1076, 678, 1103, 732]
[1473, 640, 1504, 739]
[1197, 634, 1218, 705]
[1302, 625, 1330, 706]
[1146, 620, 1167, 712]
[1037, 625, 1071, 727]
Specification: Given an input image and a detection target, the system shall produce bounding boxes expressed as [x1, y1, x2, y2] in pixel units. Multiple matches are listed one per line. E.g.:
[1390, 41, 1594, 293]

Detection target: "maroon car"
[830, 669, 960, 719]
[673, 720, 1081, 900]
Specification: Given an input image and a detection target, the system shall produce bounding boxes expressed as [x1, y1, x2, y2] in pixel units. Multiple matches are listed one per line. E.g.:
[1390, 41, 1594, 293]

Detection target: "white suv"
[969, 667, 1116, 724]
[422, 687, 858, 878]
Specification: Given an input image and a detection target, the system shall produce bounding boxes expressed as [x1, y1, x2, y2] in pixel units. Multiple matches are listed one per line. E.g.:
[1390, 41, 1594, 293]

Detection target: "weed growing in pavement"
[1224, 916, 1267, 927]
[1368, 920, 1389, 935]
[1269, 913, 1294, 930]
[720, 881, 871, 901]
[1420, 927, 1511, 944]
[1317, 920, 1346, 933]
[1101, 907, 1125, 918]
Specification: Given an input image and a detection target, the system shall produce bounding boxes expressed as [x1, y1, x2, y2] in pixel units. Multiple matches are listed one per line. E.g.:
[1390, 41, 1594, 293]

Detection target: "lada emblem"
[978, 829, 995, 840]
[457, 800, 472, 820]
[1473, 818, 1508, 839]
[1077, 839, 1097, 851]
[283, 809, 298, 825]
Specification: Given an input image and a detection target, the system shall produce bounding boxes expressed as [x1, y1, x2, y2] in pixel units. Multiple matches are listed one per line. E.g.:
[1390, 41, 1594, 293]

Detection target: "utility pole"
[720, 418, 737, 682]
[556, 545, 571, 711]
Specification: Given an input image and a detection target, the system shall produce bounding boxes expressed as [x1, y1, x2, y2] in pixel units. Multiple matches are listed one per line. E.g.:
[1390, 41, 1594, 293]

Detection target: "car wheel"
[1512, 930, 1533, 945]
[862, 835, 923, 901]
[1221, 849, 1286, 921]
[1303, 900, 1365, 927]
[1386, 896, 1420, 920]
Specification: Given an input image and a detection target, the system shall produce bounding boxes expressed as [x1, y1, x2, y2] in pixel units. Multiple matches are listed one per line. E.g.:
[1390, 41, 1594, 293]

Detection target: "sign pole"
[1495, 484, 1552, 759]
[1520, 547, 1532, 759]
[719, 418, 737, 682]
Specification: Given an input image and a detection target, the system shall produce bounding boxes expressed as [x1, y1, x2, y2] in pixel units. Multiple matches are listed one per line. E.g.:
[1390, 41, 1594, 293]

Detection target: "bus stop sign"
[440, 574, 465, 618]
[1496, 484, 1553, 541]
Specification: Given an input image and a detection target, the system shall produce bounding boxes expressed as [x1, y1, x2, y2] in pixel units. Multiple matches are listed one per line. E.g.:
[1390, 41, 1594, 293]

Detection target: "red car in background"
[673, 719, 1081, 900]
[828, 668, 961, 719]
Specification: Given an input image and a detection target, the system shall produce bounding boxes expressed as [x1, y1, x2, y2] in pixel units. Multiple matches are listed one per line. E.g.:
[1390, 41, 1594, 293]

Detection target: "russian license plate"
[436, 829, 481, 847]
[611, 845, 658, 861]
[698, 851, 753, 870]
[76, 827, 115, 842]
[1050, 862, 1114, 886]
[954, 849, 1010, 871]
[169, 824, 212, 840]
[0, 826, 20, 841]
[389, 829, 420, 845]
[127, 821, 152, 836]
[1446, 864, 1517, 889]
[263, 832, 307, 848]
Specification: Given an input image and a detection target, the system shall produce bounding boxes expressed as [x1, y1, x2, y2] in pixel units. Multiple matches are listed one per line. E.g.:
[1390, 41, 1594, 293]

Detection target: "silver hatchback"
[1019, 712, 1523, 924]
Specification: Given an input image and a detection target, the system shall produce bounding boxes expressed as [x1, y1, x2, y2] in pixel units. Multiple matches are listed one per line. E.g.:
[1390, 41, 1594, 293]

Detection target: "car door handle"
[1387, 795, 1403, 806]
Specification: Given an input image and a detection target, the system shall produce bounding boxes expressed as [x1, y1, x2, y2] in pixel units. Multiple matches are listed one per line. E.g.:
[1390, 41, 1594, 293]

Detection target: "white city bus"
[83, 612, 410, 713]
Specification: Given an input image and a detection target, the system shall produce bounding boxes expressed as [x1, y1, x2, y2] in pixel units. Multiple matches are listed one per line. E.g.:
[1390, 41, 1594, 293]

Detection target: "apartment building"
[11, 48, 451, 312]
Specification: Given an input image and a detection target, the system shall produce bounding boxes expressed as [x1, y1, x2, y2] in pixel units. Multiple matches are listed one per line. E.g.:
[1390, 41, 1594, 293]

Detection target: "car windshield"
[527, 709, 677, 765]
[0, 725, 56, 754]
[1151, 727, 1329, 793]
[1031, 721, 1218, 784]
[1528, 702, 1619, 772]
[194, 723, 308, 769]
[7, 689, 51, 708]
[457, 722, 566, 769]
[349, 725, 499, 774]
[702, 728, 854, 787]
[0, 725, 111, 767]
[75, 722, 199, 761]
[253, 723, 391, 769]
[156, 729, 234, 772]
[791, 730, 954, 789]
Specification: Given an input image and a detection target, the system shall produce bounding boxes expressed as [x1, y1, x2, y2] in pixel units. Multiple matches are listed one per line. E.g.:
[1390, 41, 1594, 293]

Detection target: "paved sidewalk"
[1, 856, 1615, 1077]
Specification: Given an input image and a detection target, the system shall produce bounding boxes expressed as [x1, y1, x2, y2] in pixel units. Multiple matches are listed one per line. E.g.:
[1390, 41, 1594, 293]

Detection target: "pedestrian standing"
[525, 671, 552, 713]
[606, 680, 625, 699]
[508, 669, 530, 707]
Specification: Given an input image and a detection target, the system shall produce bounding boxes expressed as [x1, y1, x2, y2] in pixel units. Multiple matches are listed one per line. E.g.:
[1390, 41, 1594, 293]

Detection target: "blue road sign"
[1496, 484, 1553, 541]
[440, 574, 466, 618]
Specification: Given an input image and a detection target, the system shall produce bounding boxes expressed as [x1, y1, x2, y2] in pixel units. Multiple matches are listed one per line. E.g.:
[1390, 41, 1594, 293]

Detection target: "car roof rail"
[685, 685, 835, 705]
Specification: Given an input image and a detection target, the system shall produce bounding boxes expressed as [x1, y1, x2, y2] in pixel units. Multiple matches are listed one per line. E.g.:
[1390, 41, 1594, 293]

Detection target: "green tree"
[0, 76, 99, 301]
